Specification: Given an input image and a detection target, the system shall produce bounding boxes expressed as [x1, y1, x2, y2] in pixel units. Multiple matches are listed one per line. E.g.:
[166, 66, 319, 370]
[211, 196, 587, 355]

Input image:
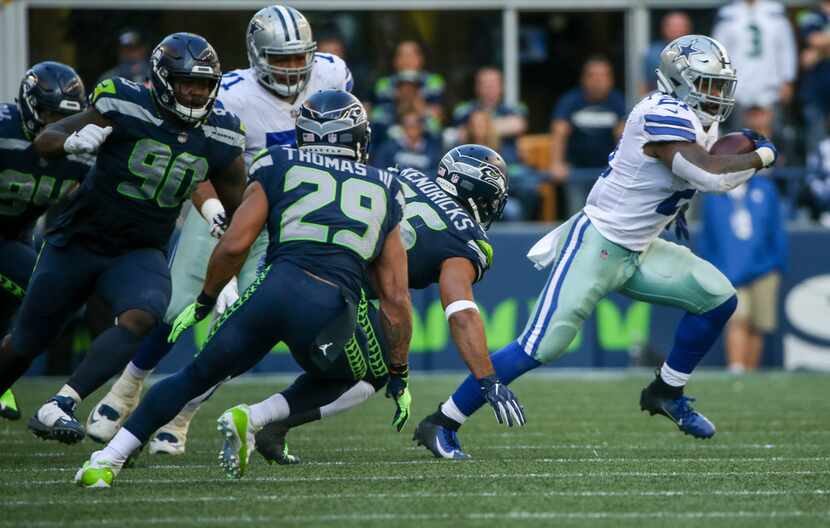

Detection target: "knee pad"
[531, 321, 580, 364]
[117, 309, 157, 337]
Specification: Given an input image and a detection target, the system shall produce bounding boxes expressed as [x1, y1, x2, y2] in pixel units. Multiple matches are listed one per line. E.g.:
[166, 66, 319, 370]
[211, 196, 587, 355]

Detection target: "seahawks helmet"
[247, 5, 317, 97]
[296, 90, 370, 163]
[436, 144, 508, 230]
[17, 61, 86, 138]
[150, 32, 222, 125]
[656, 35, 737, 127]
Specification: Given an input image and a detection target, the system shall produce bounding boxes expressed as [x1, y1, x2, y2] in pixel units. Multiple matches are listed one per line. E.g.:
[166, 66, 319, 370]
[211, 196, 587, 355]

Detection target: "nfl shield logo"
[600, 249, 608, 260]
[328, 133, 337, 143]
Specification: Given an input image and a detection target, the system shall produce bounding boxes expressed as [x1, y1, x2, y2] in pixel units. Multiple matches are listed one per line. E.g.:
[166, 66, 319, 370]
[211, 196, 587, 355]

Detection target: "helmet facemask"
[251, 48, 316, 97]
[680, 70, 736, 127]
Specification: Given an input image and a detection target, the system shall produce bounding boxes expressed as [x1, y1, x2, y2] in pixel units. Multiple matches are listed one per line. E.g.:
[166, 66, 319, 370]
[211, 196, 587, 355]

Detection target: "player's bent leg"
[416, 215, 637, 459]
[0, 242, 96, 397]
[620, 238, 737, 438]
[149, 396, 203, 456]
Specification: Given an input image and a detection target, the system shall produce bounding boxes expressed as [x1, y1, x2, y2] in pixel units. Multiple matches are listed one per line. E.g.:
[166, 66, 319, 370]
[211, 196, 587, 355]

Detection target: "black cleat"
[255, 422, 301, 465]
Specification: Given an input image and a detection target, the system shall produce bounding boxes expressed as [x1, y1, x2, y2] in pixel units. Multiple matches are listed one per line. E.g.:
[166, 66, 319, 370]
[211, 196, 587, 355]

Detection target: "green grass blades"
[1, 372, 829, 527]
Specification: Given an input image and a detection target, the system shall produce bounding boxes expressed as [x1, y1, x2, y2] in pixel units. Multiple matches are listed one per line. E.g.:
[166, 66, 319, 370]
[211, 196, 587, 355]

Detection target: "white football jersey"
[712, 0, 796, 107]
[216, 52, 352, 166]
[584, 93, 720, 252]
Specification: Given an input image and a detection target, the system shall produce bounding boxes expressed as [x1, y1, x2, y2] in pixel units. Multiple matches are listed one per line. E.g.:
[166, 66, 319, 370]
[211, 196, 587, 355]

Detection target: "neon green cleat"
[216, 404, 255, 479]
[74, 451, 121, 488]
[0, 389, 20, 421]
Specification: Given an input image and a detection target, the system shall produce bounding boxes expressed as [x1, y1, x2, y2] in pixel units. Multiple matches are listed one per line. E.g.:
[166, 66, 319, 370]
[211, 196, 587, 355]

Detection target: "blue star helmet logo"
[249, 19, 264, 36]
[678, 41, 701, 60]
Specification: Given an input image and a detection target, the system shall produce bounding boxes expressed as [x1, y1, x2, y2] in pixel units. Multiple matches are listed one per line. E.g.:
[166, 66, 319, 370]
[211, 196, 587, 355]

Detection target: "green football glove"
[385, 363, 411, 432]
[168, 292, 216, 343]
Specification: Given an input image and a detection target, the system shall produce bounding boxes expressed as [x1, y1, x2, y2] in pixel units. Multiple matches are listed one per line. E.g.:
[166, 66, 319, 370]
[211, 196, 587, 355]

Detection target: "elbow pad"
[671, 152, 755, 192]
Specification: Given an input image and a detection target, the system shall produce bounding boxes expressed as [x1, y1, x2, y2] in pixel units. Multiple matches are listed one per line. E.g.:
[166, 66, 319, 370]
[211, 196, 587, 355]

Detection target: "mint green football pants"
[164, 205, 268, 324]
[519, 211, 736, 363]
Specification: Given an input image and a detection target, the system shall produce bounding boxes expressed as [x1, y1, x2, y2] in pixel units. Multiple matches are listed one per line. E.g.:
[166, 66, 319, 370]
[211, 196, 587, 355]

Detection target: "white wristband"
[445, 300, 479, 320]
[755, 146, 775, 168]
[199, 198, 224, 223]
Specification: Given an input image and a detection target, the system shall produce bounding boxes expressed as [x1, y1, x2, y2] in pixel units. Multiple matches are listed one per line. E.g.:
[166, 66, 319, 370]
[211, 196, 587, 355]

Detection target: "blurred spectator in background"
[804, 129, 830, 225]
[97, 29, 151, 86]
[373, 40, 445, 122]
[699, 176, 788, 374]
[799, 0, 830, 154]
[317, 33, 371, 101]
[452, 67, 527, 162]
[640, 12, 692, 95]
[713, 0, 797, 139]
[460, 109, 540, 221]
[370, 70, 442, 147]
[373, 109, 442, 173]
[549, 56, 625, 217]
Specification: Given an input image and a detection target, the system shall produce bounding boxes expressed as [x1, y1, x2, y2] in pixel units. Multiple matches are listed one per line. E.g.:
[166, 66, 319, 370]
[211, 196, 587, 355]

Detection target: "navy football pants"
[122, 261, 359, 442]
[1, 241, 169, 392]
[0, 239, 36, 336]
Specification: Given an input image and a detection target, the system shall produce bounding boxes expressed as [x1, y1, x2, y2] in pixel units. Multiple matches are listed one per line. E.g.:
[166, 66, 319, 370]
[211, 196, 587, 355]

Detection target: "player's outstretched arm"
[33, 107, 113, 159]
[208, 154, 247, 219]
[439, 258, 493, 378]
[168, 181, 267, 343]
[439, 257, 526, 427]
[368, 226, 413, 431]
[645, 135, 776, 193]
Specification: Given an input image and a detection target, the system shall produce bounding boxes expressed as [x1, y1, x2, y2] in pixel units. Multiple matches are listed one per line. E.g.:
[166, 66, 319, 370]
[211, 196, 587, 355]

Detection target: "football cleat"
[413, 414, 470, 460]
[86, 372, 144, 443]
[75, 451, 121, 488]
[0, 389, 21, 420]
[149, 409, 195, 456]
[216, 405, 256, 479]
[640, 379, 716, 439]
[255, 422, 301, 465]
[28, 395, 85, 444]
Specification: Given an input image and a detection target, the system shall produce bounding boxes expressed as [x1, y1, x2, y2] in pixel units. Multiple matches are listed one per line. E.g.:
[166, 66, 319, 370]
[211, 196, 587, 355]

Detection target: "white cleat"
[86, 388, 141, 444]
[149, 401, 200, 456]
[216, 405, 256, 479]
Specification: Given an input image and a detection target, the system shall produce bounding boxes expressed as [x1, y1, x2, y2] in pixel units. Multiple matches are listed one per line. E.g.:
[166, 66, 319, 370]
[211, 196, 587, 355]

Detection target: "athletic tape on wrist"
[445, 300, 479, 320]
[755, 147, 775, 168]
[199, 198, 224, 223]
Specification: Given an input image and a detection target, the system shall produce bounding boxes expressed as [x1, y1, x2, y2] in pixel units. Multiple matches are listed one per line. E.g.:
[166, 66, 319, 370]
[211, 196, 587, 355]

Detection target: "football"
[709, 131, 755, 155]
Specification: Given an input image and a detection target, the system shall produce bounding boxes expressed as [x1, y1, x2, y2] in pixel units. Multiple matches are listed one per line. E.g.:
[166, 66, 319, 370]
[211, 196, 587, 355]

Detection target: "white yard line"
[7, 469, 830, 487]
[1, 489, 828, 508]
[3, 510, 830, 527]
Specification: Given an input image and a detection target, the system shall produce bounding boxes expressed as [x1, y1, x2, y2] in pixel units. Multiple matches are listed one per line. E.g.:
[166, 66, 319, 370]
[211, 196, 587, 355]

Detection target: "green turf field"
[1, 372, 828, 527]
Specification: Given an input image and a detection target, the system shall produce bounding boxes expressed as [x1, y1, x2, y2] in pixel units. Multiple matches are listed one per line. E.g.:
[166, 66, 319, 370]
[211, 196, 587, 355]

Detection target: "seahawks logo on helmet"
[436, 144, 509, 230]
[296, 90, 371, 163]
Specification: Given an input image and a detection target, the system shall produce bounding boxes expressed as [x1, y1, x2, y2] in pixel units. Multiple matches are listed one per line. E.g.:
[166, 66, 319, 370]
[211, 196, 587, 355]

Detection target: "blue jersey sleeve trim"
[643, 125, 696, 142]
[644, 114, 694, 130]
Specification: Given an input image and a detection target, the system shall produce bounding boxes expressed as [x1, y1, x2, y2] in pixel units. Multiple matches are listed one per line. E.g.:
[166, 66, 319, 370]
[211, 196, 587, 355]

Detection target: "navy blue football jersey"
[47, 77, 245, 254]
[0, 103, 92, 241]
[250, 147, 405, 301]
[397, 167, 492, 289]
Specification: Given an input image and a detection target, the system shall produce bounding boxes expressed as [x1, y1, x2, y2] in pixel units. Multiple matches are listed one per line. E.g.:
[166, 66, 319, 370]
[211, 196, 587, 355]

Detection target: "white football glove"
[63, 124, 112, 154]
[214, 277, 239, 316]
[199, 198, 227, 239]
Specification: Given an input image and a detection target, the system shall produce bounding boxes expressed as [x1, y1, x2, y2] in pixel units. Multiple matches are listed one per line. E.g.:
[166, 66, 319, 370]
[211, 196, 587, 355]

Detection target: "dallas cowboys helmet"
[296, 90, 370, 163]
[656, 35, 737, 127]
[436, 144, 509, 230]
[150, 32, 222, 125]
[17, 61, 86, 138]
[247, 5, 317, 97]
